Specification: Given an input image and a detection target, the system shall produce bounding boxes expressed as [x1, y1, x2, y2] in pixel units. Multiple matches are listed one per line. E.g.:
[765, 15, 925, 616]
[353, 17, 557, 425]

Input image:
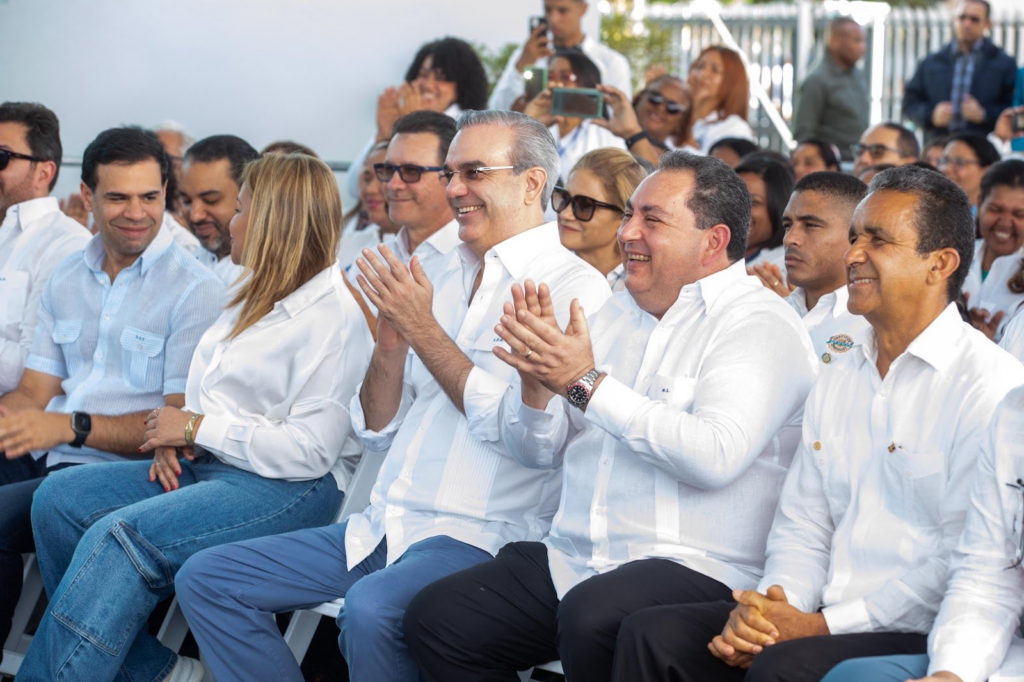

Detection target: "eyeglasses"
[374, 163, 444, 184]
[646, 91, 687, 116]
[415, 67, 452, 83]
[852, 143, 904, 160]
[957, 13, 983, 23]
[1007, 479, 1024, 569]
[938, 156, 981, 169]
[0, 148, 45, 172]
[551, 186, 624, 222]
[548, 70, 578, 85]
[438, 166, 516, 186]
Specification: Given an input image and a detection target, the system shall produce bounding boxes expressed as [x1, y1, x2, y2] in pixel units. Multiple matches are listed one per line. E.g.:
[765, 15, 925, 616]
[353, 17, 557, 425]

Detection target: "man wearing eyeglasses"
[173, 110, 612, 682]
[489, 0, 631, 111]
[904, 0, 1016, 143]
[852, 122, 919, 177]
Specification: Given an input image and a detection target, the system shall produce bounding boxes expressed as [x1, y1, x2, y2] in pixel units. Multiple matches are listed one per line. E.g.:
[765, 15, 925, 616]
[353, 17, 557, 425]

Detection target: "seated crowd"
[3, 0, 1024, 681]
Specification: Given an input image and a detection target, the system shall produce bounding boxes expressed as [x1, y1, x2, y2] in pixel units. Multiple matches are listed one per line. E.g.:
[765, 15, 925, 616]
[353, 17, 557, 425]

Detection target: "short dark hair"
[879, 122, 920, 159]
[405, 37, 489, 111]
[796, 137, 841, 171]
[869, 165, 974, 302]
[922, 134, 950, 156]
[945, 132, 1001, 168]
[0, 102, 63, 191]
[81, 127, 169, 192]
[794, 171, 868, 207]
[979, 159, 1024, 209]
[261, 140, 318, 157]
[551, 48, 603, 89]
[392, 111, 458, 166]
[857, 163, 896, 182]
[658, 150, 752, 262]
[734, 152, 797, 252]
[708, 137, 759, 160]
[964, 0, 991, 19]
[185, 135, 259, 187]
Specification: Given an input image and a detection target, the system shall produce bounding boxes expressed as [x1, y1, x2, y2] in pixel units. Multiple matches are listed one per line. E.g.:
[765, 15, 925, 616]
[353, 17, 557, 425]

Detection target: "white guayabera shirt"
[787, 286, 871, 366]
[499, 260, 817, 598]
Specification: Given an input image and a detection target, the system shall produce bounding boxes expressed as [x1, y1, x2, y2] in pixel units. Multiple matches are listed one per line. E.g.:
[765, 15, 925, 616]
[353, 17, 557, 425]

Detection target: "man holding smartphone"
[489, 0, 632, 111]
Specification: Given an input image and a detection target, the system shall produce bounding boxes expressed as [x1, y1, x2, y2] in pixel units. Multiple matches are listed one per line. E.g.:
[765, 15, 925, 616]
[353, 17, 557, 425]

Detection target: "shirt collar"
[951, 37, 986, 55]
[824, 53, 854, 75]
[2, 196, 60, 232]
[279, 265, 338, 318]
[83, 216, 174, 276]
[457, 221, 561, 280]
[655, 260, 749, 321]
[860, 302, 964, 374]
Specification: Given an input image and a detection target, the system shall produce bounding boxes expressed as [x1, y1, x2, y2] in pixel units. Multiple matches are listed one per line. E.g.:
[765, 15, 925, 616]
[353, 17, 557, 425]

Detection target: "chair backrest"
[333, 449, 386, 523]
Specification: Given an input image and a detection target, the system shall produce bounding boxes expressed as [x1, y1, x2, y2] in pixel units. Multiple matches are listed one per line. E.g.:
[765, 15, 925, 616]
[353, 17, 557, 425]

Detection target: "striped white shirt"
[26, 226, 223, 466]
[346, 222, 611, 569]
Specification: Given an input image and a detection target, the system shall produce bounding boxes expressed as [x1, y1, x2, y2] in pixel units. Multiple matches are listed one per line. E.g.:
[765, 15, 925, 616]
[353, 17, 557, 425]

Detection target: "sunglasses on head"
[374, 163, 444, 184]
[551, 186, 623, 222]
[0, 149, 46, 172]
[646, 91, 687, 116]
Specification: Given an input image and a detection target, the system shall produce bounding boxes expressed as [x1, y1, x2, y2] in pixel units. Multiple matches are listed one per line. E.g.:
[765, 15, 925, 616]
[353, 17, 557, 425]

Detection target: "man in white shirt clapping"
[403, 151, 818, 682]
[609, 165, 1024, 682]
[158, 110, 611, 682]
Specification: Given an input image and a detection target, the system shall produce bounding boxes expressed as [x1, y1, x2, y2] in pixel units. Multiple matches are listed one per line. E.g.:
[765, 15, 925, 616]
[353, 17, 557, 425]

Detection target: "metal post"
[795, 0, 814, 89]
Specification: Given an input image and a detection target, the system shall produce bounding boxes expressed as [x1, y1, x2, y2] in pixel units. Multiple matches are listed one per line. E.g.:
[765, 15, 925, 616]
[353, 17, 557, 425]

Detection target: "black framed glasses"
[551, 186, 624, 222]
[646, 91, 687, 116]
[374, 163, 444, 184]
[438, 166, 516, 186]
[0, 149, 46, 172]
[851, 143, 904, 160]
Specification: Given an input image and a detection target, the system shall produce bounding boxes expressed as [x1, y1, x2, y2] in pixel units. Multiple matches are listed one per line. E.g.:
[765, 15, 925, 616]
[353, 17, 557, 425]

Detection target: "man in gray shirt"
[792, 18, 869, 160]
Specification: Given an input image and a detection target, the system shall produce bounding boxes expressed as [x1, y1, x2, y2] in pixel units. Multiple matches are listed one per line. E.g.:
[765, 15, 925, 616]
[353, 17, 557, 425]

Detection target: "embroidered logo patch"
[826, 334, 854, 354]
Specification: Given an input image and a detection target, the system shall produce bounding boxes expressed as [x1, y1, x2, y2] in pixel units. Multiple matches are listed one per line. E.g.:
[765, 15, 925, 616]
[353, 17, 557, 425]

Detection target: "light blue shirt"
[26, 225, 224, 466]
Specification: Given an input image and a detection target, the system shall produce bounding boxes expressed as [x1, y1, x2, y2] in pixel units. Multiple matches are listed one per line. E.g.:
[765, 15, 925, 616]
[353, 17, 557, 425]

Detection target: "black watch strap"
[70, 411, 91, 448]
[624, 131, 650, 149]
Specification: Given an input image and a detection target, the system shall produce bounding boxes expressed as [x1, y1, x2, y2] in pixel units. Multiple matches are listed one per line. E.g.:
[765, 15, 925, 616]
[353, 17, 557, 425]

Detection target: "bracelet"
[185, 413, 202, 447]
[624, 130, 650, 149]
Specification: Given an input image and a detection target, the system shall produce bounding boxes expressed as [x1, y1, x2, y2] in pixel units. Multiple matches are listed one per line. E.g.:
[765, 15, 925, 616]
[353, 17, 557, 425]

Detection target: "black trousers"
[403, 540, 734, 682]
[612, 600, 929, 682]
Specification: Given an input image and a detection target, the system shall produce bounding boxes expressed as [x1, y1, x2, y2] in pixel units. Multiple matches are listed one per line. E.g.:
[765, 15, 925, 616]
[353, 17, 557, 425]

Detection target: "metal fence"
[645, 1, 1024, 151]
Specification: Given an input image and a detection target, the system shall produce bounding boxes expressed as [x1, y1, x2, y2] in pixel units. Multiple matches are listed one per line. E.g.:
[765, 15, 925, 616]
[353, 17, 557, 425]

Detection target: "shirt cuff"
[194, 413, 232, 454]
[929, 650, 987, 682]
[821, 598, 873, 635]
[349, 381, 403, 452]
[25, 354, 66, 379]
[584, 375, 647, 436]
[463, 366, 508, 442]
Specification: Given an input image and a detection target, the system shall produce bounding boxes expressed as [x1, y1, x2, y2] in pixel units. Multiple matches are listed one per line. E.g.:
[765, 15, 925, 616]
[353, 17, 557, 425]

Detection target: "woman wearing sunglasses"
[633, 75, 691, 149]
[681, 46, 754, 155]
[339, 141, 400, 273]
[554, 148, 647, 292]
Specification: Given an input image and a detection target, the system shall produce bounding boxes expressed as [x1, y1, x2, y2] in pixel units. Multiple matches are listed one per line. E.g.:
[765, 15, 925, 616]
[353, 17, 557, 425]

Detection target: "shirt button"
[137, 343, 143, 350]
[96, 351, 103, 360]
[818, 459, 825, 466]
[905, 471, 912, 478]
[104, 314, 111, 320]
[813, 441, 822, 451]
[601, 458, 611, 466]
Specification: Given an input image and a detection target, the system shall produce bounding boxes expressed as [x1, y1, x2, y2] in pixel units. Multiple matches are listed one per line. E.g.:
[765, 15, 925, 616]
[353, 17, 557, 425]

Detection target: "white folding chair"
[1, 554, 45, 677]
[282, 449, 386, 664]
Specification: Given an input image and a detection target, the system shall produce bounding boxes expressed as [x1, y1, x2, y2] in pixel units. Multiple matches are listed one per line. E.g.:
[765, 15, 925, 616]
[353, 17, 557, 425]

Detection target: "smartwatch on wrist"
[70, 411, 92, 448]
[566, 369, 603, 410]
[624, 130, 650, 149]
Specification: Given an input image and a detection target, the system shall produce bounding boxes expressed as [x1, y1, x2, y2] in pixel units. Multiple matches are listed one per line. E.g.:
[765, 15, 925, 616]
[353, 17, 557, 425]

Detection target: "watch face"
[567, 383, 590, 406]
[73, 412, 92, 433]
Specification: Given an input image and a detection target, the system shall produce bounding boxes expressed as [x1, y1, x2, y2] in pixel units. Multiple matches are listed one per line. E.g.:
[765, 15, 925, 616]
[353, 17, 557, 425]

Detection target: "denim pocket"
[120, 327, 165, 392]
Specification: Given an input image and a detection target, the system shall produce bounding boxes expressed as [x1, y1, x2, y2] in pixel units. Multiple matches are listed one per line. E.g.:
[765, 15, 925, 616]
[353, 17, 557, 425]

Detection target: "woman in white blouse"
[681, 46, 755, 155]
[21, 153, 373, 682]
[555, 148, 647, 292]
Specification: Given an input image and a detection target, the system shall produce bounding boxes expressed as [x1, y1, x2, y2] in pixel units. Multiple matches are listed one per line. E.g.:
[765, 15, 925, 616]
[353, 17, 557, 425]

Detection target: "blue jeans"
[822, 654, 929, 681]
[176, 520, 492, 682]
[18, 453, 343, 682]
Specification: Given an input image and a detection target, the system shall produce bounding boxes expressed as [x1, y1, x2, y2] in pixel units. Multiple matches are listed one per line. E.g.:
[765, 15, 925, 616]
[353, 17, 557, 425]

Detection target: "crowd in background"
[3, 0, 1024, 681]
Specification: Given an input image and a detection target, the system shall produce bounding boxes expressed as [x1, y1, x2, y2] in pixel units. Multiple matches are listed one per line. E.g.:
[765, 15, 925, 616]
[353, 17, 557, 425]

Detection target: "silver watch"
[566, 369, 602, 410]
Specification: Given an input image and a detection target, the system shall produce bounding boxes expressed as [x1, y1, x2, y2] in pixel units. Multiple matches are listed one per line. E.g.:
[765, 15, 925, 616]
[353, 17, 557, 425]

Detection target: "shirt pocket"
[52, 319, 84, 377]
[887, 450, 946, 529]
[647, 375, 698, 412]
[811, 432, 853, 520]
[120, 327, 165, 392]
[0, 270, 30, 334]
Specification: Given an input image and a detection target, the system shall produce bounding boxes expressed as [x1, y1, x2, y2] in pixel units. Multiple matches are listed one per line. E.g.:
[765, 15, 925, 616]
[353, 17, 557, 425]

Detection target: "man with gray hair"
[171, 110, 611, 682]
[403, 150, 817, 682]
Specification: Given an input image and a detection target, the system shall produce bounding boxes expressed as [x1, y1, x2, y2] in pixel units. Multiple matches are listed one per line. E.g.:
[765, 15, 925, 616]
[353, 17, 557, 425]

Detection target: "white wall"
[0, 0, 601, 201]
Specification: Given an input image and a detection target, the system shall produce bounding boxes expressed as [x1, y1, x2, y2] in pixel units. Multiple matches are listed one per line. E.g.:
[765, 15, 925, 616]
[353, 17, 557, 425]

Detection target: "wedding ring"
[523, 349, 533, 359]
[773, 281, 781, 287]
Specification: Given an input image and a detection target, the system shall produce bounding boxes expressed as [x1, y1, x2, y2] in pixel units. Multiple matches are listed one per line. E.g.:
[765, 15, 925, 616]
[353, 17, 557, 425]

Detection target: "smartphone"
[551, 87, 605, 120]
[1013, 111, 1024, 134]
[529, 16, 548, 34]
[524, 65, 548, 101]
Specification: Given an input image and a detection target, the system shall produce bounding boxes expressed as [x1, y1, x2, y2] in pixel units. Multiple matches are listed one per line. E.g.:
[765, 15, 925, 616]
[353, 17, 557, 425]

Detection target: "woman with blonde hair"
[555, 148, 648, 291]
[682, 46, 754, 154]
[19, 153, 373, 682]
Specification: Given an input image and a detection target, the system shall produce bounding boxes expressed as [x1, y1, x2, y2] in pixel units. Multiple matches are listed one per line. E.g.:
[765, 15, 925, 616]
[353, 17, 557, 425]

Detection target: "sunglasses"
[852, 143, 905, 160]
[551, 186, 623, 222]
[0, 148, 46, 172]
[438, 166, 516, 186]
[374, 163, 444, 184]
[646, 91, 687, 116]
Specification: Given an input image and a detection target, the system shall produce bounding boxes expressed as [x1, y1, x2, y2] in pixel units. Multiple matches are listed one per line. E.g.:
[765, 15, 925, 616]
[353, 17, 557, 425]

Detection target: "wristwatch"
[566, 369, 603, 410]
[70, 411, 92, 448]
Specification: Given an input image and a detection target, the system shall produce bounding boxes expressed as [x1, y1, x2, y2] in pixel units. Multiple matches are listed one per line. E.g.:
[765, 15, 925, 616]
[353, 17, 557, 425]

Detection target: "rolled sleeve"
[349, 380, 412, 453]
[822, 598, 872, 635]
[463, 366, 512, 442]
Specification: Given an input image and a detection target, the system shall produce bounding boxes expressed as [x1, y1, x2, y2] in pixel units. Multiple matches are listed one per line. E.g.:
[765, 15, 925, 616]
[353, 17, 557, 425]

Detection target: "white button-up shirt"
[1000, 310, 1024, 362]
[190, 266, 372, 490]
[489, 35, 632, 111]
[500, 261, 817, 598]
[606, 263, 626, 293]
[346, 222, 611, 569]
[161, 212, 204, 261]
[683, 112, 755, 155]
[787, 286, 871, 366]
[925, 386, 1024, 682]
[963, 248, 1024, 342]
[0, 197, 90, 393]
[26, 227, 223, 466]
[760, 304, 1024, 634]
[550, 120, 627, 183]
